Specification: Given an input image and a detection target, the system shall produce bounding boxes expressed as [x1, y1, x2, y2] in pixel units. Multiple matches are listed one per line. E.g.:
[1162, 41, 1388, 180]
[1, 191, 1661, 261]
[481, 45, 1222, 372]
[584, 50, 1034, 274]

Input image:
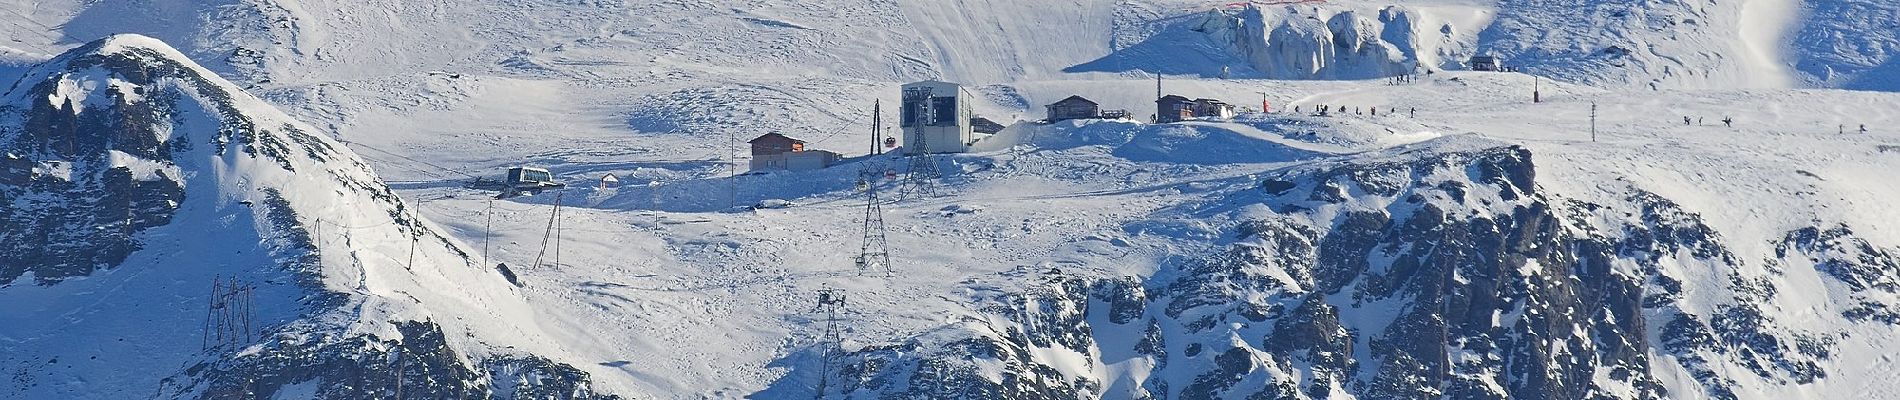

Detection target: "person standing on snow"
[1684, 116, 1692, 126]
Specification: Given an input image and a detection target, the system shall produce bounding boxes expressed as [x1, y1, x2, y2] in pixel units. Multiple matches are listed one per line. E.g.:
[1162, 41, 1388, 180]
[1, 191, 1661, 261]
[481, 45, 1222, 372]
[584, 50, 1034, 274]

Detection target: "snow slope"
[377, 71, 1900, 398]
[2, 1, 1899, 399]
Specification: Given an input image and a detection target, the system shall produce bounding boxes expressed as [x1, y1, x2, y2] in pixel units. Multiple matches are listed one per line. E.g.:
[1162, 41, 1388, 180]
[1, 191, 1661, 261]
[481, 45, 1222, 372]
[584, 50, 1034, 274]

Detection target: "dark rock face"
[1775, 225, 1900, 324]
[1146, 146, 1670, 400]
[808, 275, 1106, 399]
[1, 37, 617, 399]
[0, 48, 190, 285]
[809, 143, 1881, 400]
[171, 321, 621, 400]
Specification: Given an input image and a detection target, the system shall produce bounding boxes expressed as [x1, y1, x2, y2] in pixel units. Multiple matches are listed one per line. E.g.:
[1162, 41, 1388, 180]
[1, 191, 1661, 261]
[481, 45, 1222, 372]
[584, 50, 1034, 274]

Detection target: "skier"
[1371, 107, 1378, 116]
[1862, 124, 1869, 134]
[1410, 107, 1417, 118]
[1684, 116, 1692, 126]
[1722, 117, 1733, 128]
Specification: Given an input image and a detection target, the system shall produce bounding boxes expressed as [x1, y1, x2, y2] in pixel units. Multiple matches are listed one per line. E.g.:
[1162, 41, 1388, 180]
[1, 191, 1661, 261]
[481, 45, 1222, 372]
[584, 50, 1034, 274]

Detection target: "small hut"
[1156, 95, 1194, 123]
[1470, 55, 1502, 72]
[1191, 98, 1236, 120]
[1045, 95, 1101, 122]
[971, 117, 1007, 135]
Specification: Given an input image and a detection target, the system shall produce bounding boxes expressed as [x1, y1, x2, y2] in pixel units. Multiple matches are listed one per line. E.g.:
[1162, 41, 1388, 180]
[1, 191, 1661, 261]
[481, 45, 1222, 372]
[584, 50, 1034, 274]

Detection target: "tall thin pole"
[203, 277, 217, 350]
[728, 129, 738, 209]
[553, 192, 564, 269]
[1580, 103, 1596, 142]
[531, 192, 561, 269]
[406, 200, 422, 270]
[481, 200, 493, 268]
[1533, 76, 1541, 103]
[871, 100, 882, 156]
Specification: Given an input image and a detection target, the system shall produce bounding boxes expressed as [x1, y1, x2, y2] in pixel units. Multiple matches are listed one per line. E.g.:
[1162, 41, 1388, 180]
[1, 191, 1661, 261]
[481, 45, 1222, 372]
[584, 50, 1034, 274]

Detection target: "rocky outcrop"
[0, 35, 614, 399]
[169, 321, 620, 399]
[1195, 6, 1420, 79]
[807, 138, 1888, 399]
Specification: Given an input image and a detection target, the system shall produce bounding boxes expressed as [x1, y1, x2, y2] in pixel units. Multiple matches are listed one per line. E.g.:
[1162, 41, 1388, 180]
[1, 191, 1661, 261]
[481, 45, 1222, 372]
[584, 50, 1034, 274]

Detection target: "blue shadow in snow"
[1110, 123, 1331, 165]
[1064, 16, 1252, 78]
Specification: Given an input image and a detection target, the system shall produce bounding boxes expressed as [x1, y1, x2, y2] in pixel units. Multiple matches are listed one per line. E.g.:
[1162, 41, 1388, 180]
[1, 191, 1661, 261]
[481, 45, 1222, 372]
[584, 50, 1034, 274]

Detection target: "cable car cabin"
[500, 167, 563, 198]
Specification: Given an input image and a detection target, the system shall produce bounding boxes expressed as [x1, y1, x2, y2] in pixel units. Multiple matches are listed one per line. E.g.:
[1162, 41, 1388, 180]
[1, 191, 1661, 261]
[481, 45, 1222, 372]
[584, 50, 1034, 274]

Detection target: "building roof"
[1158, 95, 1192, 103]
[902, 80, 963, 88]
[1048, 95, 1099, 107]
[747, 132, 806, 144]
[1193, 98, 1229, 104]
[1471, 55, 1499, 62]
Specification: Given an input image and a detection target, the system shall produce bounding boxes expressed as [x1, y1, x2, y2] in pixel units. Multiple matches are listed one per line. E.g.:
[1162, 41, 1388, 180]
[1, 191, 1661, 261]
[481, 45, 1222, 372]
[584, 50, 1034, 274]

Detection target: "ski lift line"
[313, 218, 398, 230]
[352, 152, 458, 182]
[805, 106, 877, 149]
[336, 140, 482, 181]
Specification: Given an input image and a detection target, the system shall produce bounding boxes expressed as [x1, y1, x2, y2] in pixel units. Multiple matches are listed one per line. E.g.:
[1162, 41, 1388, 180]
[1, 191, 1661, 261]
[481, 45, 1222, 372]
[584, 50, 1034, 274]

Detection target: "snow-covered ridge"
[0, 35, 621, 399]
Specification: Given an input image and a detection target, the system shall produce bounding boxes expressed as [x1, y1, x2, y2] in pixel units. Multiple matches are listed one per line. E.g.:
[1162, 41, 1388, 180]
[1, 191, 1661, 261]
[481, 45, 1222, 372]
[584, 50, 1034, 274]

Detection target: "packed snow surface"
[1, 0, 1898, 399]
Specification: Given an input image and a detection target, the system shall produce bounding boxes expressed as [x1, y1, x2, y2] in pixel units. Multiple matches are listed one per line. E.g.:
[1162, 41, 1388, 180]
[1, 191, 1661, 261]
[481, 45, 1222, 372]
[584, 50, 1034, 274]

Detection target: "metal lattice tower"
[901, 88, 942, 197]
[856, 169, 893, 277]
[813, 288, 848, 399]
[857, 102, 894, 277]
[201, 276, 256, 350]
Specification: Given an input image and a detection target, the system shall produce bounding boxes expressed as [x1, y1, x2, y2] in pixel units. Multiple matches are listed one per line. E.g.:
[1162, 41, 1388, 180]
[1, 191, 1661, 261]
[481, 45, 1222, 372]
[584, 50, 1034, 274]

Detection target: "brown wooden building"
[1045, 95, 1101, 122]
[747, 132, 839, 172]
[748, 132, 805, 156]
[1156, 95, 1194, 123]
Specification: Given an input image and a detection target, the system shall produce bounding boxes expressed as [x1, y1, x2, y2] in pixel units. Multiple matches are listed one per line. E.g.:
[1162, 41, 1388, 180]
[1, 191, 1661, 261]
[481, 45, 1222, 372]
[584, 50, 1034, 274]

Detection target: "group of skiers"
[1387, 73, 1424, 85]
[1682, 116, 1875, 134]
[1683, 115, 1735, 128]
[1295, 104, 1417, 118]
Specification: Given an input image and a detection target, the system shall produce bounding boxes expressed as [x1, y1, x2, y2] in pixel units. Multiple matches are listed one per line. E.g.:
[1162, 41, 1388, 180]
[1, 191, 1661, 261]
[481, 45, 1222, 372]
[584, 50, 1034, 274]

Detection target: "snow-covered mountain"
[0, 35, 617, 399]
[4, 1, 1900, 399]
